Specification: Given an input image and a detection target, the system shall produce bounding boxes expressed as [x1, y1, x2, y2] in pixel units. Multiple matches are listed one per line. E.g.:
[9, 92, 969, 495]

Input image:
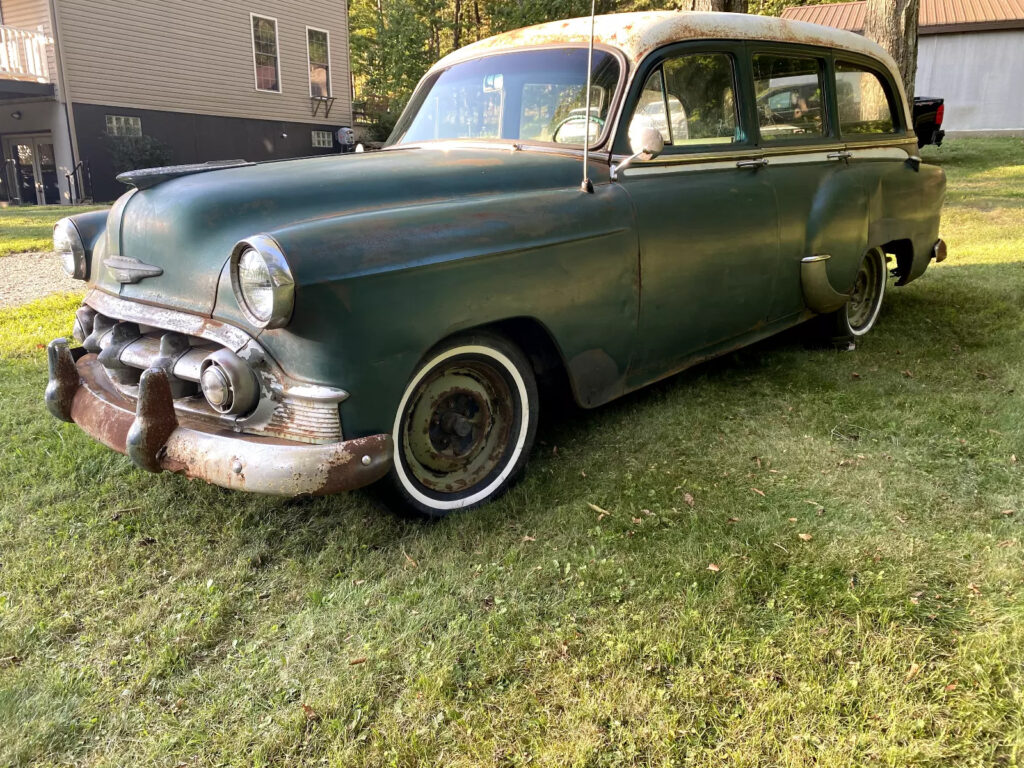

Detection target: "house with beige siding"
[1, 0, 352, 204]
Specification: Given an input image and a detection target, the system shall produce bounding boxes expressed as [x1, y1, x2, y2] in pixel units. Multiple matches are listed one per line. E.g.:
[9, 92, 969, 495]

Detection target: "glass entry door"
[2, 135, 60, 205]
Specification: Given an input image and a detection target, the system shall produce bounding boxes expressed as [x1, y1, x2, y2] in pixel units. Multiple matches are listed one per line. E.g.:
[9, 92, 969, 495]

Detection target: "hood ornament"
[105, 256, 163, 284]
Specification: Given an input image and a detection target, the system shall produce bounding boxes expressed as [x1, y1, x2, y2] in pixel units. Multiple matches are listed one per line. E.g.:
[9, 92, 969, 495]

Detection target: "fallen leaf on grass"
[727, 517, 740, 524]
[587, 502, 611, 520]
[968, 583, 981, 595]
[522, 535, 536, 542]
[751, 488, 766, 497]
[1000, 510, 1014, 516]
[851, 372, 861, 379]
[997, 540, 1016, 548]
[905, 663, 921, 682]
[402, 550, 418, 568]
[944, 682, 958, 692]
[797, 533, 813, 542]
[788, 517, 797, 523]
[631, 517, 643, 525]
[683, 492, 695, 507]
[707, 563, 720, 573]
[138, 536, 156, 547]
[349, 657, 367, 666]
[910, 597, 920, 605]
[301, 704, 321, 722]
[901, 370, 914, 378]
[1011, 454, 1018, 464]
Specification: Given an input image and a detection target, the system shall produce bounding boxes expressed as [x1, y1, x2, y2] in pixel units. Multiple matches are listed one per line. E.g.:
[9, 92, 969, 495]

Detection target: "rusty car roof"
[431, 11, 902, 73]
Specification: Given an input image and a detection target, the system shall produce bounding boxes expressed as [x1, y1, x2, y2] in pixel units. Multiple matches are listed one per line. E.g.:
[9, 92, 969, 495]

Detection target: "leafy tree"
[349, 0, 831, 134]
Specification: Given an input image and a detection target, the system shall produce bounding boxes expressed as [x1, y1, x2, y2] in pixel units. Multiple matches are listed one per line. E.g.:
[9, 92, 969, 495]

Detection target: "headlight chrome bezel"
[229, 234, 295, 329]
[54, 218, 88, 280]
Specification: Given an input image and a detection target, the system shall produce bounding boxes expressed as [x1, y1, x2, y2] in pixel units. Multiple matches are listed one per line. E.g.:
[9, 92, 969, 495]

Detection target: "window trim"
[250, 12, 282, 94]
[749, 45, 833, 148]
[833, 55, 907, 140]
[311, 129, 334, 148]
[615, 41, 752, 157]
[306, 26, 332, 98]
[105, 114, 143, 137]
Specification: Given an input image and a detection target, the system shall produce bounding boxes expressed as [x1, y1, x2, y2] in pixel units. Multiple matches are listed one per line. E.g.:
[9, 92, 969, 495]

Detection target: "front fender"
[256, 180, 639, 437]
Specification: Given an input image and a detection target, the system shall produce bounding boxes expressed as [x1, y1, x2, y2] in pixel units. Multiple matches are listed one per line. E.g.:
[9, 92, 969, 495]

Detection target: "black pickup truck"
[913, 97, 945, 147]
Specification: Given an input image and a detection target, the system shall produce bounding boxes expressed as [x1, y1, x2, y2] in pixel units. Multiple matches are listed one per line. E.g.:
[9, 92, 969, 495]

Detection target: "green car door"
[614, 44, 782, 388]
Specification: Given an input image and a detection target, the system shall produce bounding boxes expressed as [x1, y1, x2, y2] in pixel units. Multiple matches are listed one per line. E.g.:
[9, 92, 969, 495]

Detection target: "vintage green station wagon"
[45, 12, 946, 516]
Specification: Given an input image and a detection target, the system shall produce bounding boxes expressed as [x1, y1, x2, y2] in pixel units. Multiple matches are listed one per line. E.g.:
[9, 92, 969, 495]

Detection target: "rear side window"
[630, 52, 742, 149]
[753, 53, 826, 141]
[835, 61, 898, 135]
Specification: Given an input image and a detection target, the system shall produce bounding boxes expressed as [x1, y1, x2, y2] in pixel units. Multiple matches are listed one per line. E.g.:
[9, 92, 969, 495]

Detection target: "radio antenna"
[580, 0, 596, 194]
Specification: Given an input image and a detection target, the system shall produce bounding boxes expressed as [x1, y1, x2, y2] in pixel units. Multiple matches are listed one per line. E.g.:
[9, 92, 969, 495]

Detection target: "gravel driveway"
[0, 252, 83, 309]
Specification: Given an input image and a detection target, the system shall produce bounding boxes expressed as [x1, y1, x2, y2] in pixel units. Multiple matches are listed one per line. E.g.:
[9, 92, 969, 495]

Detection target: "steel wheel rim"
[847, 253, 883, 333]
[400, 358, 516, 496]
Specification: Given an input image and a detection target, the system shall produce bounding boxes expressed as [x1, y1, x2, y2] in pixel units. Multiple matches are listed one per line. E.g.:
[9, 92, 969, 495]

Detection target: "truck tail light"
[935, 104, 944, 127]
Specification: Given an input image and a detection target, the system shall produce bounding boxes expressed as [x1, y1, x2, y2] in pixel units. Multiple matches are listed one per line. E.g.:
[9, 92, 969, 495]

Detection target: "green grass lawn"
[1, 139, 1022, 767]
[0, 204, 109, 257]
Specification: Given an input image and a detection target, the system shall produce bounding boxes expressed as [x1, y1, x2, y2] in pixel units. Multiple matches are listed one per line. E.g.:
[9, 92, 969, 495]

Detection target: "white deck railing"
[0, 24, 52, 83]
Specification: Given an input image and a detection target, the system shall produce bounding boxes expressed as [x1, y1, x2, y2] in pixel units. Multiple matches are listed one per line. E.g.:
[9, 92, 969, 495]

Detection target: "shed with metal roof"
[782, 0, 1024, 132]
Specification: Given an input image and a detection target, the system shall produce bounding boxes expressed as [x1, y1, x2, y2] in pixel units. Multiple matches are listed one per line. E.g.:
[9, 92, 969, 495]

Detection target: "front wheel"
[829, 248, 887, 339]
[387, 332, 539, 518]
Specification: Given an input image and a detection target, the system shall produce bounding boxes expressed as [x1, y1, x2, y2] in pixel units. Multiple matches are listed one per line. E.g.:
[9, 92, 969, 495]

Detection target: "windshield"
[388, 48, 621, 147]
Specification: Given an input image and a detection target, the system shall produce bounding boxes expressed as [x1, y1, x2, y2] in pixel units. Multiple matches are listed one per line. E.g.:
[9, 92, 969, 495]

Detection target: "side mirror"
[629, 125, 664, 161]
[611, 125, 665, 181]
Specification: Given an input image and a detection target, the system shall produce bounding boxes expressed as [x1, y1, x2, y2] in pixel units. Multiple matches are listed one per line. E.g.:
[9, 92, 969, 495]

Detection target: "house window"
[312, 130, 333, 148]
[251, 14, 280, 92]
[105, 115, 142, 137]
[307, 28, 331, 97]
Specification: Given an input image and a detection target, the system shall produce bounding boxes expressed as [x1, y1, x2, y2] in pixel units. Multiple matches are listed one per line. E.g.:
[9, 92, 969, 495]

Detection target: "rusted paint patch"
[66, 355, 393, 496]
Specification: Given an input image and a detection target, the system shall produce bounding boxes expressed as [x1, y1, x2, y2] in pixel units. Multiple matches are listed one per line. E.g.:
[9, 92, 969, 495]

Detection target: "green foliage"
[103, 135, 174, 176]
[0, 139, 1023, 764]
[351, 0, 844, 136]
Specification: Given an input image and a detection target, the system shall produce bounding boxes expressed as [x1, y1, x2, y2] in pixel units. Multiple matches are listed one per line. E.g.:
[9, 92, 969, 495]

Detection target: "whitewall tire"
[387, 332, 539, 517]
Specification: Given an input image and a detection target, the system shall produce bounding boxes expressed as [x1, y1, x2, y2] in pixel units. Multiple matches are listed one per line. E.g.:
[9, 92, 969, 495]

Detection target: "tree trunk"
[863, 0, 920, 99]
[453, 0, 462, 48]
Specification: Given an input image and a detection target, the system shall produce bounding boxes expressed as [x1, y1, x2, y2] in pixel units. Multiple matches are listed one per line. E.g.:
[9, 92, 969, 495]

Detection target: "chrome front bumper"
[45, 340, 393, 496]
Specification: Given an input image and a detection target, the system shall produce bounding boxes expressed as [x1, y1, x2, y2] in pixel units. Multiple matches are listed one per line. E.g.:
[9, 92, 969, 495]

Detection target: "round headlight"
[54, 218, 87, 280]
[230, 235, 294, 329]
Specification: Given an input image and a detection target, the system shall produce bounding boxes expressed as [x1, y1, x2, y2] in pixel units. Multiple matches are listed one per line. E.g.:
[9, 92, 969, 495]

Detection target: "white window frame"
[311, 130, 333, 148]
[250, 13, 282, 93]
[306, 26, 332, 98]
[105, 114, 142, 137]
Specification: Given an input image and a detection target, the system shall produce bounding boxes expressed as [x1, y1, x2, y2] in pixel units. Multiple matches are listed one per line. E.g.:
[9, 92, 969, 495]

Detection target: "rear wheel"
[828, 248, 887, 340]
[387, 332, 538, 518]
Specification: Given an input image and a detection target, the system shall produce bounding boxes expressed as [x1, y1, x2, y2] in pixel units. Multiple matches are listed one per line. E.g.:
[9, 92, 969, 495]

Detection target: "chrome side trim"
[85, 288, 255, 352]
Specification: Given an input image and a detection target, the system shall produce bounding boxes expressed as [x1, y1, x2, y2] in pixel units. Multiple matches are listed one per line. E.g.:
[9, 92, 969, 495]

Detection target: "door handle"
[736, 157, 768, 169]
[827, 151, 852, 162]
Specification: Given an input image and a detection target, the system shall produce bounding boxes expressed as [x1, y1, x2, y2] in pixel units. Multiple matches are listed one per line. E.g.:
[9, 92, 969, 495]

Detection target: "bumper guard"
[46, 339, 393, 496]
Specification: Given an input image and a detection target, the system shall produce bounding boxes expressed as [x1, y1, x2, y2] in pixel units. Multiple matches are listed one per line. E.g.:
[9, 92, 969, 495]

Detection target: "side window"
[629, 52, 741, 149]
[835, 61, 897, 135]
[752, 53, 826, 141]
[632, 69, 670, 144]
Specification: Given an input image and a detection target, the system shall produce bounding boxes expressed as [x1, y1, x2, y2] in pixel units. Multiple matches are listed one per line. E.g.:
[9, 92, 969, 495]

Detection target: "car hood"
[96, 146, 595, 316]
